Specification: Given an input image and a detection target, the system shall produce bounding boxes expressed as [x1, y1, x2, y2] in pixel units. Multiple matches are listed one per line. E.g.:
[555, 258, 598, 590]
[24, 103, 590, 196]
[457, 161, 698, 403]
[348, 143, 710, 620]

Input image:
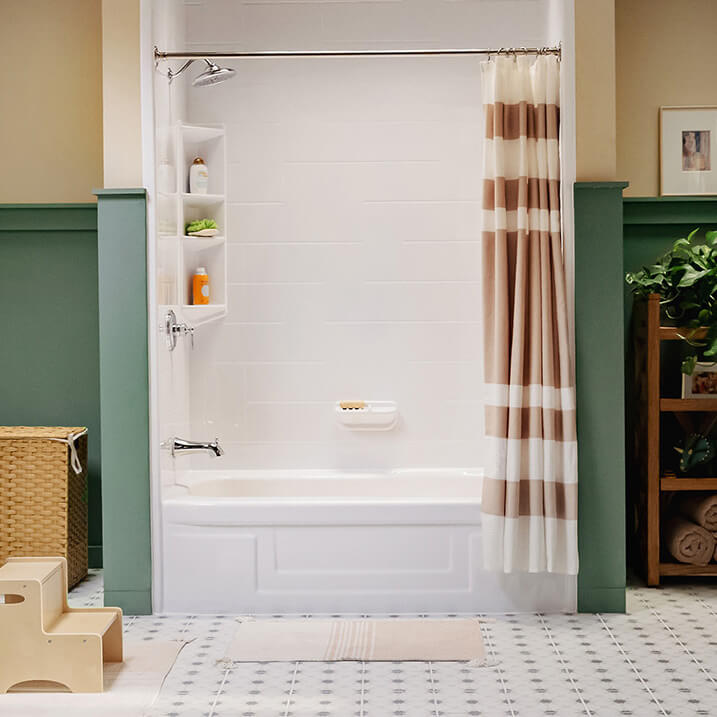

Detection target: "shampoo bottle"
[189, 157, 209, 194]
[192, 267, 210, 305]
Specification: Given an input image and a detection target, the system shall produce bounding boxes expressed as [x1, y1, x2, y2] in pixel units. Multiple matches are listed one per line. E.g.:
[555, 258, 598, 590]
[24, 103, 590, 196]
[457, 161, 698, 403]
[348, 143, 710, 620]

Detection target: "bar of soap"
[339, 401, 366, 410]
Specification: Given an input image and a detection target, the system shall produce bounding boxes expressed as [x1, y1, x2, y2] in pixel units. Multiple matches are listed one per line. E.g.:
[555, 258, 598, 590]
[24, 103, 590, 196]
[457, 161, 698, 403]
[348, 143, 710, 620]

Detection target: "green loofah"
[185, 218, 218, 234]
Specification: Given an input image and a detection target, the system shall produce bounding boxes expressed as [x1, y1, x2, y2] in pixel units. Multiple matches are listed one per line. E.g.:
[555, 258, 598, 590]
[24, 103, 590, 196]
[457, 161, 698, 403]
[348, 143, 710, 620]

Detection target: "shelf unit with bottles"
[155, 122, 228, 327]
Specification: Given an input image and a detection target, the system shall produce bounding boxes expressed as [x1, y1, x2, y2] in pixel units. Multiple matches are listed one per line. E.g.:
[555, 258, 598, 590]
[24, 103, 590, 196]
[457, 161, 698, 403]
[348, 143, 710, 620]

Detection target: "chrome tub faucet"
[162, 437, 224, 457]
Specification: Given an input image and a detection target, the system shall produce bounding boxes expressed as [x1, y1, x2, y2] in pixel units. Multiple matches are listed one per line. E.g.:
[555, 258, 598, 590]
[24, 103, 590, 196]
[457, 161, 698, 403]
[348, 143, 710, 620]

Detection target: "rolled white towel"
[680, 493, 717, 532]
[664, 516, 715, 566]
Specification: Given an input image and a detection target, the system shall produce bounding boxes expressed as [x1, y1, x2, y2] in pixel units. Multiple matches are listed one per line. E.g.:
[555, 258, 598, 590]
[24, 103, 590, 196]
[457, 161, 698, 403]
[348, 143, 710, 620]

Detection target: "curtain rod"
[154, 45, 561, 61]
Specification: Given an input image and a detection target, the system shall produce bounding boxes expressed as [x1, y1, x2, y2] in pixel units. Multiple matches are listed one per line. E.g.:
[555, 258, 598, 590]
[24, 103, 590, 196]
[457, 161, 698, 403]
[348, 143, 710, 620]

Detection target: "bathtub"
[160, 469, 576, 614]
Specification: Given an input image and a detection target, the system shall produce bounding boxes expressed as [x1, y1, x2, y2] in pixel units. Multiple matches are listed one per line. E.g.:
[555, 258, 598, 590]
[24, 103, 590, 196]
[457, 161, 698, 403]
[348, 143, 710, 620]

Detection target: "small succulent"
[674, 433, 716, 473]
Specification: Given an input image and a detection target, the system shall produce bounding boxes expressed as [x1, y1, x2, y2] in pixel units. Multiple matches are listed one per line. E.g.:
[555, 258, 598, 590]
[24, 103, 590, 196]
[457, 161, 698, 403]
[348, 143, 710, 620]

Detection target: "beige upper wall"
[102, 0, 143, 188]
[616, 0, 717, 196]
[8, 1, 708, 202]
[574, 0, 617, 181]
[0, 1, 102, 203]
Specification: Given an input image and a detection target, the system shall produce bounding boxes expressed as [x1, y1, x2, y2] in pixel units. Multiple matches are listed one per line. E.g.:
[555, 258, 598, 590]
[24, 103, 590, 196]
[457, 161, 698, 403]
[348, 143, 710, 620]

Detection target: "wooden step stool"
[0, 557, 123, 693]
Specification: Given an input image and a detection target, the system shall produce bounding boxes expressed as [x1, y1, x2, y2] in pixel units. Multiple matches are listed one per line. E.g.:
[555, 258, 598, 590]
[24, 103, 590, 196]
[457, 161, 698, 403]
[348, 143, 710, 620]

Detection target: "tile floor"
[69, 572, 717, 716]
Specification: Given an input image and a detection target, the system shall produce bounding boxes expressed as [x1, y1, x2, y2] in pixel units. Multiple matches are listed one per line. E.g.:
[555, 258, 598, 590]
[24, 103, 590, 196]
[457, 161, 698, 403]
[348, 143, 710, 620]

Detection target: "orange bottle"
[192, 267, 210, 305]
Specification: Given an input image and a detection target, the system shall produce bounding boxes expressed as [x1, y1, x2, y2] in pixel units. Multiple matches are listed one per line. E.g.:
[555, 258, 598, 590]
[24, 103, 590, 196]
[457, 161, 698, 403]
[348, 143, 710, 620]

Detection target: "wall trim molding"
[94, 188, 148, 196]
[624, 196, 717, 225]
[575, 180, 628, 613]
[0, 204, 97, 232]
[575, 182, 629, 190]
[95, 187, 151, 615]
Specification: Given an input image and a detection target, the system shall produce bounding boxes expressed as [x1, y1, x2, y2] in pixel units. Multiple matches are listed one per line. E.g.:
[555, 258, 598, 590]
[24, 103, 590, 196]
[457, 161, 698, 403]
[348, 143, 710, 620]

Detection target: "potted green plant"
[625, 228, 717, 374]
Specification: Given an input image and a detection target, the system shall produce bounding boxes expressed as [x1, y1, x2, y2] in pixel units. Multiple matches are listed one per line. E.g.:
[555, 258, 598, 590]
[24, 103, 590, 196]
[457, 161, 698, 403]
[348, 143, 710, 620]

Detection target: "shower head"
[164, 57, 237, 86]
[192, 60, 236, 87]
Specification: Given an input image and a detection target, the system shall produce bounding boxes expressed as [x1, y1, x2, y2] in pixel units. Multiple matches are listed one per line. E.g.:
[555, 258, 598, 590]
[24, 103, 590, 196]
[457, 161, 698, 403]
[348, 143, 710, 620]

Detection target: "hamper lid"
[0, 426, 87, 440]
[0, 427, 88, 474]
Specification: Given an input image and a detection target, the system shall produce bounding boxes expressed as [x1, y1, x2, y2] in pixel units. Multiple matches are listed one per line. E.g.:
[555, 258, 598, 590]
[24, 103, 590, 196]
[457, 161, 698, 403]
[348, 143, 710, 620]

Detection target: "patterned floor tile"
[55, 573, 717, 717]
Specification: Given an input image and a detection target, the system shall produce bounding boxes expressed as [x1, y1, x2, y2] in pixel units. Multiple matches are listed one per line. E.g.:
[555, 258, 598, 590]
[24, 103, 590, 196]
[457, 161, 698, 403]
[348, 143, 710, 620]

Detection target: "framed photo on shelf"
[660, 106, 717, 196]
[682, 362, 717, 398]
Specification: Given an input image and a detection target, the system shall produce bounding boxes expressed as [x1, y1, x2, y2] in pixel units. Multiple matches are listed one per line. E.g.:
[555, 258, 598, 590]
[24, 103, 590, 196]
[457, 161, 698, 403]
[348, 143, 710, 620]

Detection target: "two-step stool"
[0, 557, 122, 693]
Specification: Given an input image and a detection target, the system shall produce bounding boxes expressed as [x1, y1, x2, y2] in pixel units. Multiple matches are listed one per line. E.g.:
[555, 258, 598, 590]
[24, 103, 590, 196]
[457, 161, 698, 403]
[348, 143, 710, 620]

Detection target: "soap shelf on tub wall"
[335, 401, 399, 431]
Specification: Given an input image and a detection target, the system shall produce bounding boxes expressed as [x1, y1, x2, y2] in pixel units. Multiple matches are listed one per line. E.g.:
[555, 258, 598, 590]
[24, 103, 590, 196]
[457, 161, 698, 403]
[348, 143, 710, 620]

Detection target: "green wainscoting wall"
[95, 188, 152, 615]
[575, 182, 629, 612]
[0, 204, 103, 568]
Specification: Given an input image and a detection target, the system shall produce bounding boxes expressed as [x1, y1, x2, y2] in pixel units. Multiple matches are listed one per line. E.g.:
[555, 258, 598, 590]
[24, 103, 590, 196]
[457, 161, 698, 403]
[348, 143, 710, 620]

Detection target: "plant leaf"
[682, 355, 698, 375]
[678, 266, 707, 287]
[705, 336, 717, 357]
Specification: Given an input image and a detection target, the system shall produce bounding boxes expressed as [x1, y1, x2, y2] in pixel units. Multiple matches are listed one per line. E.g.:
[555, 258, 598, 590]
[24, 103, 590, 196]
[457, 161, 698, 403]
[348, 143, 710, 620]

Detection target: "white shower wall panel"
[178, 0, 556, 470]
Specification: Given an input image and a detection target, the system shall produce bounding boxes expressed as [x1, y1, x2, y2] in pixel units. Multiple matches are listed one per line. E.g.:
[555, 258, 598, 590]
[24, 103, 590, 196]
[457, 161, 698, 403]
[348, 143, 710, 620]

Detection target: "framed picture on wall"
[660, 106, 717, 196]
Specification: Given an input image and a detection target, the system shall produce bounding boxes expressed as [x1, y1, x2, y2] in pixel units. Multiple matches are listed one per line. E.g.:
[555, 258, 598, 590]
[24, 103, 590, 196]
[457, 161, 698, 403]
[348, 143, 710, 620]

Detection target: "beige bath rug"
[224, 618, 485, 663]
[3, 640, 186, 716]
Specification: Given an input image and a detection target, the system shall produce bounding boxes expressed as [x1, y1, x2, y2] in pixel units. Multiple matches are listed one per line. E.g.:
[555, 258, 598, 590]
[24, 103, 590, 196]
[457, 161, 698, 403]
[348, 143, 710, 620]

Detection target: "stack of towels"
[665, 494, 717, 565]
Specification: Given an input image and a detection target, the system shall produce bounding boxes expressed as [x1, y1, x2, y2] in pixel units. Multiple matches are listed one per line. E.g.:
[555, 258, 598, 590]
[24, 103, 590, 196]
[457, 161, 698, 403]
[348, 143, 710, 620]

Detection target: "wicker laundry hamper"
[0, 427, 89, 588]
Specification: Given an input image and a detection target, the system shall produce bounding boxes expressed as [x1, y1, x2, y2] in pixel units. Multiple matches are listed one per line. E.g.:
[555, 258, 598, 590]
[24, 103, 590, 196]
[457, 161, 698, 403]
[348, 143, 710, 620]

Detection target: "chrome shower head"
[192, 59, 236, 87]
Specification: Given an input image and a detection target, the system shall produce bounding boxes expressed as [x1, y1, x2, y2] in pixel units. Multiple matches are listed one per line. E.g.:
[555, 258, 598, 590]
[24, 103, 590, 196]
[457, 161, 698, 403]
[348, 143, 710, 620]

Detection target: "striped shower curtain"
[481, 55, 578, 574]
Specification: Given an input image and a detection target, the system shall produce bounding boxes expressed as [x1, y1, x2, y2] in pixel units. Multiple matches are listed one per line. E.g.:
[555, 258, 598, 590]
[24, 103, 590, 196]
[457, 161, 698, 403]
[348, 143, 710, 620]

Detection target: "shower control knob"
[165, 309, 195, 352]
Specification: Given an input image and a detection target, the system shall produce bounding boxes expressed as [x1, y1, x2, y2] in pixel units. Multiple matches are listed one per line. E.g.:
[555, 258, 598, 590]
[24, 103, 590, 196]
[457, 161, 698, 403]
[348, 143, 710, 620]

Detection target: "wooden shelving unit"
[636, 294, 717, 584]
[660, 398, 717, 412]
[660, 477, 717, 491]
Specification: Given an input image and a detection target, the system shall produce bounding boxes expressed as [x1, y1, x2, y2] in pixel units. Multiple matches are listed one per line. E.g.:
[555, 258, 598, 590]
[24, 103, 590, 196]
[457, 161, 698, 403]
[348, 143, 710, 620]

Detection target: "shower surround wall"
[152, 0, 191, 491]
[171, 0, 558, 471]
[149, 0, 577, 614]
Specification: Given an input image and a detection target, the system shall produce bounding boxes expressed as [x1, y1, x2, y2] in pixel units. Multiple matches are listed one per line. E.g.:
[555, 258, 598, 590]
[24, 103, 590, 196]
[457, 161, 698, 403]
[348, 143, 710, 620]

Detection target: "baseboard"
[578, 586, 626, 613]
[104, 589, 152, 615]
[88, 545, 103, 569]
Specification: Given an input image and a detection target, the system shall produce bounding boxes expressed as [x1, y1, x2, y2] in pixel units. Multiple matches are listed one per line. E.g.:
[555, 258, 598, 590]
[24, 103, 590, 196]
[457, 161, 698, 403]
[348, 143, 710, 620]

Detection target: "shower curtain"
[481, 55, 577, 574]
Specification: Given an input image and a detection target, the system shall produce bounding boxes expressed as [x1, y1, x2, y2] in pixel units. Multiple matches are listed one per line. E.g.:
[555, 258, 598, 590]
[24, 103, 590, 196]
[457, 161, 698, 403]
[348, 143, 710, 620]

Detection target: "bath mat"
[224, 618, 485, 663]
[3, 639, 186, 715]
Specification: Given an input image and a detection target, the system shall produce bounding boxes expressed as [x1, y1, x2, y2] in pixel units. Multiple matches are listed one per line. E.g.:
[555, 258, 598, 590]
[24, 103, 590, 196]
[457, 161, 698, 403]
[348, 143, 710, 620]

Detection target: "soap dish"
[335, 401, 399, 431]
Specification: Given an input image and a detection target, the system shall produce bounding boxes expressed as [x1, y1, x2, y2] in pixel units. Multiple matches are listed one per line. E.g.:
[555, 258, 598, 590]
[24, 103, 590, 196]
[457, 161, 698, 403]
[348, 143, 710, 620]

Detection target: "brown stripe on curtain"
[482, 178, 561, 212]
[482, 477, 577, 520]
[483, 230, 571, 388]
[485, 405, 577, 442]
[484, 102, 560, 141]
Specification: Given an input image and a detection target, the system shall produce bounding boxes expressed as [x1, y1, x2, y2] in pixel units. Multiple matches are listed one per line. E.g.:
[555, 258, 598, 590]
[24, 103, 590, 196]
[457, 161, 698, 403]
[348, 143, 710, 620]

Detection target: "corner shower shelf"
[181, 192, 225, 206]
[156, 122, 228, 327]
[181, 123, 225, 143]
[181, 304, 227, 325]
[182, 236, 226, 249]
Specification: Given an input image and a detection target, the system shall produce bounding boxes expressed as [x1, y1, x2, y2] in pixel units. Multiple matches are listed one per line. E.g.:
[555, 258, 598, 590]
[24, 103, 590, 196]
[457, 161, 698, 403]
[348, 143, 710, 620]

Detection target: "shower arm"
[162, 58, 210, 84]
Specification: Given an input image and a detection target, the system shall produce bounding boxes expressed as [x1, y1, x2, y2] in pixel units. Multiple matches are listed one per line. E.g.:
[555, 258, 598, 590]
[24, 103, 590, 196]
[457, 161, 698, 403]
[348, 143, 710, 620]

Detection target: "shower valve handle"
[165, 309, 195, 351]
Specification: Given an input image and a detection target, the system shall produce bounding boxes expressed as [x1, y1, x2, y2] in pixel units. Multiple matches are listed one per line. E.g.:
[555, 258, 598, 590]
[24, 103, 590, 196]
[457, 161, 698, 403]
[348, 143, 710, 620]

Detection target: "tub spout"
[163, 437, 224, 458]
